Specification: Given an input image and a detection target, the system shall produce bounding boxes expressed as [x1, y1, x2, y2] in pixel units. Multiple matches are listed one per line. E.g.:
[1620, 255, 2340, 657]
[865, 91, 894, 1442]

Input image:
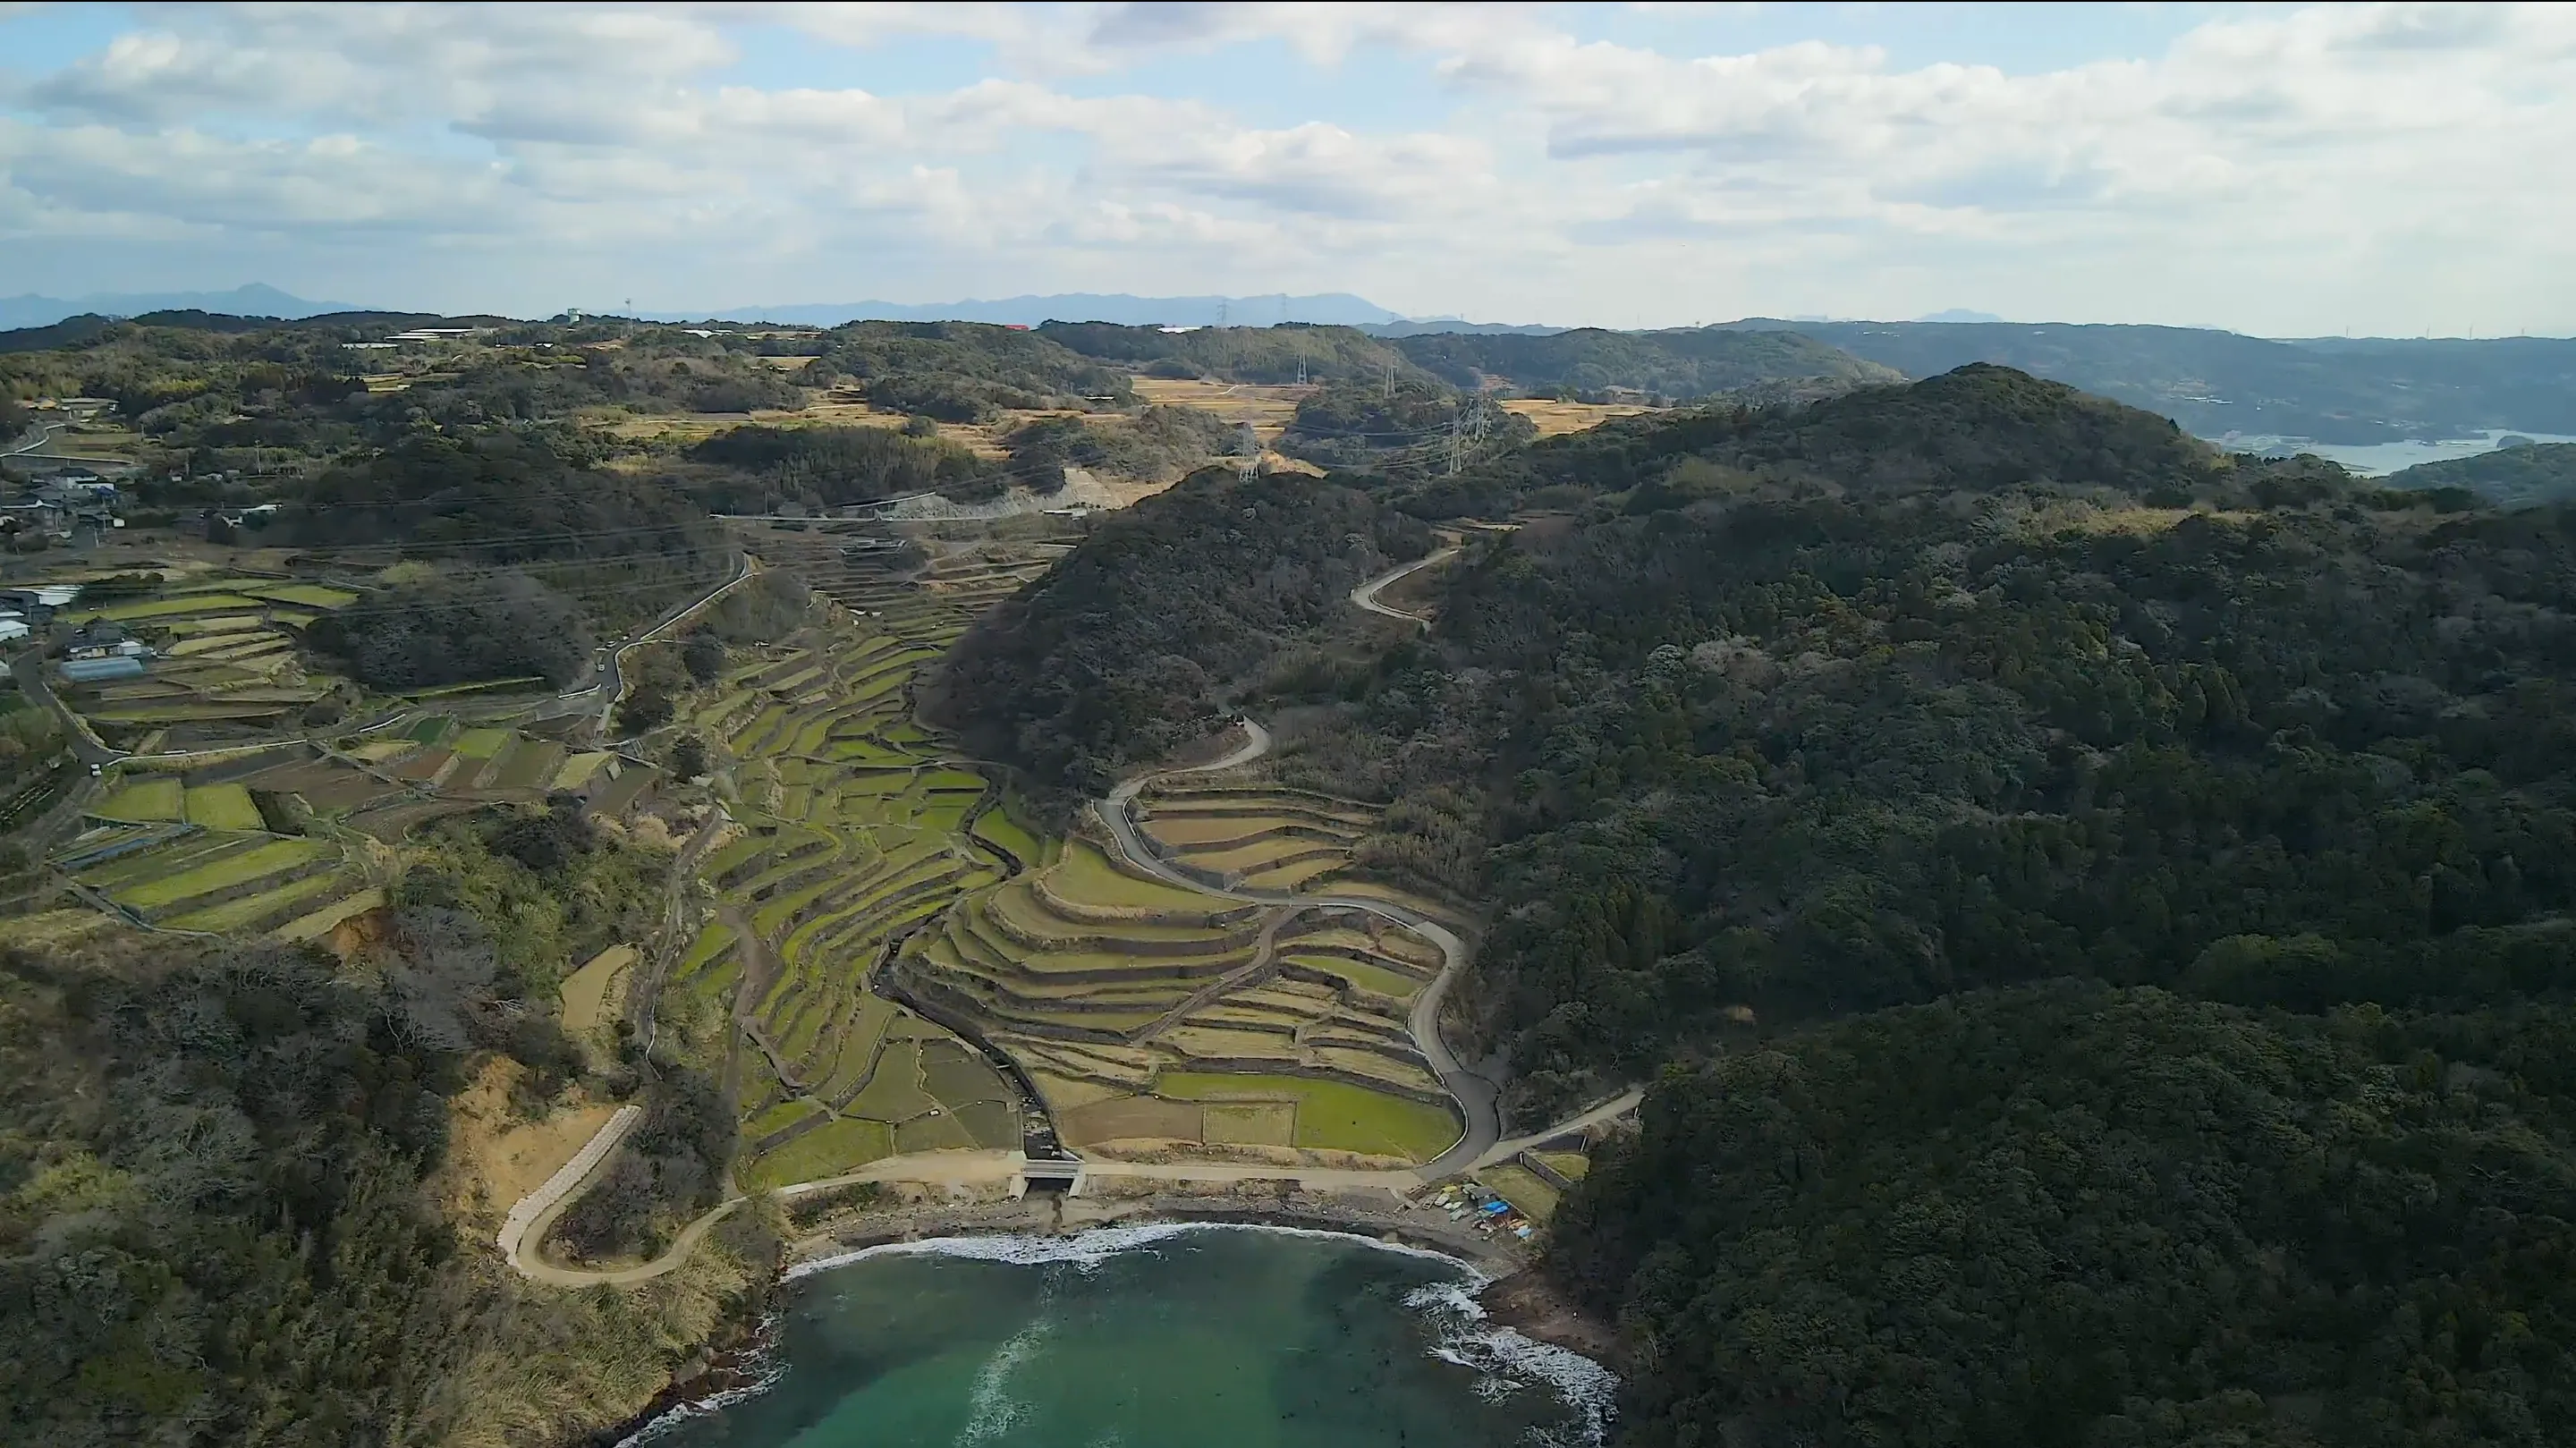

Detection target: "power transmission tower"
[1235, 422, 1262, 480]
[1218, 300, 1229, 328]
[1447, 396, 1491, 476]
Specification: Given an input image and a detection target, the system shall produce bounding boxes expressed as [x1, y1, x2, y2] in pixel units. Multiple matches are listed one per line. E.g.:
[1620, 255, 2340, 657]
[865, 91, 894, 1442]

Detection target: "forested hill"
[1400, 362, 2229, 519]
[2386, 439, 2576, 506]
[927, 466, 1434, 792]
[1391, 326, 1899, 405]
[936, 363, 2576, 1446]
[1742, 318, 2576, 445]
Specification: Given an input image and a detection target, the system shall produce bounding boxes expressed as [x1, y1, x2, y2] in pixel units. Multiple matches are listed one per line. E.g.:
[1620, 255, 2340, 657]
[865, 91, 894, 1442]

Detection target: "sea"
[2216, 428, 2576, 477]
[621, 1223, 1617, 1448]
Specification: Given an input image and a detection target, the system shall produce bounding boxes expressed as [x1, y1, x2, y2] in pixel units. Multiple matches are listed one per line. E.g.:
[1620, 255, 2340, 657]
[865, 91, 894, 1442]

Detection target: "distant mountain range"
[0, 283, 359, 330]
[648, 292, 1405, 329]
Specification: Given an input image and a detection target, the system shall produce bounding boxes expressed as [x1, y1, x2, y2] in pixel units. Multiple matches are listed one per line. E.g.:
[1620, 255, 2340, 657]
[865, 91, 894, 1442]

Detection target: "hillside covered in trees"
[1751, 318, 2576, 445]
[929, 465, 1433, 792]
[1394, 326, 1901, 405]
[936, 364, 2576, 1446]
[2386, 439, 2576, 506]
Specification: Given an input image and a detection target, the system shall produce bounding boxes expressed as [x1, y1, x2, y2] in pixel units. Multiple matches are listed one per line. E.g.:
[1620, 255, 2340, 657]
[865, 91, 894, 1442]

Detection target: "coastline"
[598, 1179, 1623, 1444]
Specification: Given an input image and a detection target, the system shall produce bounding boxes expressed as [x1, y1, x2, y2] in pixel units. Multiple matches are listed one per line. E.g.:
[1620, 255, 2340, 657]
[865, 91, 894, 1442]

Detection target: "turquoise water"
[629, 1224, 1614, 1448]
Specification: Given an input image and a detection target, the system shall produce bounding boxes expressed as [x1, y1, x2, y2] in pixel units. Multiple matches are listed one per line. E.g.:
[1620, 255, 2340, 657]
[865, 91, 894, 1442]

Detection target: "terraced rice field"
[691, 615, 1038, 1188]
[702, 528, 1475, 1168]
[183, 783, 267, 832]
[93, 776, 185, 822]
[47, 572, 359, 744]
[53, 817, 376, 940]
[1133, 785, 1380, 893]
[890, 825, 1458, 1163]
[60, 711, 668, 942]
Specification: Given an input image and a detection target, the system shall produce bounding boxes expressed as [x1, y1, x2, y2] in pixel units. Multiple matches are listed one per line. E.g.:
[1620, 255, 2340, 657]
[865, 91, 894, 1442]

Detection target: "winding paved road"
[3, 421, 67, 457]
[1349, 543, 1459, 629]
[9, 650, 123, 768]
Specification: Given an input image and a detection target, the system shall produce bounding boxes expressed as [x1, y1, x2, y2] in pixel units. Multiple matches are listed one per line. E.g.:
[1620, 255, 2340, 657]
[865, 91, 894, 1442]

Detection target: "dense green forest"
[937, 363, 2576, 1447]
[678, 421, 1003, 512]
[289, 431, 729, 683]
[2387, 440, 2576, 506]
[813, 320, 1132, 420]
[1555, 983, 2576, 1447]
[929, 466, 1433, 792]
[1038, 320, 1439, 386]
[1394, 326, 1900, 405]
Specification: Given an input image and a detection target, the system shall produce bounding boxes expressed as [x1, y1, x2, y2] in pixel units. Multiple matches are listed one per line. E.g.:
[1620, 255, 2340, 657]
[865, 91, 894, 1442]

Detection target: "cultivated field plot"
[694, 616, 1035, 1190]
[1127, 377, 1311, 444]
[51, 572, 359, 746]
[289, 721, 648, 836]
[892, 831, 1458, 1164]
[52, 814, 372, 939]
[727, 521, 1074, 653]
[1133, 783, 1384, 893]
[1497, 397, 1657, 438]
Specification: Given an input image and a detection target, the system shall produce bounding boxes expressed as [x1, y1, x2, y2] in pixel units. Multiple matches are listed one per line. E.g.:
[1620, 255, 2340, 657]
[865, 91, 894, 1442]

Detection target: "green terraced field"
[1533, 1151, 1589, 1181]
[164, 872, 346, 933]
[741, 1118, 894, 1190]
[116, 837, 330, 910]
[94, 777, 184, 822]
[1478, 1164, 1561, 1221]
[183, 783, 267, 832]
[242, 582, 358, 608]
[1283, 953, 1425, 1001]
[1046, 841, 1230, 911]
[451, 726, 513, 759]
[551, 751, 614, 789]
[675, 920, 737, 978]
[87, 594, 261, 621]
[1158, 1072, 1460, 1163]
[970, 808, 1041, 865]
[271, 885, 386, 943]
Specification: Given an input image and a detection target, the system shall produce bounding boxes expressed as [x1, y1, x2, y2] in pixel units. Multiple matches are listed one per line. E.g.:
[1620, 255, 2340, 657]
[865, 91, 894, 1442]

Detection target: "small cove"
[624, 1223, 1614, 1448]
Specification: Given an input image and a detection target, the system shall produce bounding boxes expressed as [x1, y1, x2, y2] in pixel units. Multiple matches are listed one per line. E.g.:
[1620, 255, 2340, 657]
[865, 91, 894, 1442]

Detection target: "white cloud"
[0, 2, 2567, 332]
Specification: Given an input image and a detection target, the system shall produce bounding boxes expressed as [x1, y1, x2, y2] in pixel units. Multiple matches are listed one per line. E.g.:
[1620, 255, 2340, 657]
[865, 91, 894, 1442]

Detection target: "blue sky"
[0, 3, 2568, 334]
